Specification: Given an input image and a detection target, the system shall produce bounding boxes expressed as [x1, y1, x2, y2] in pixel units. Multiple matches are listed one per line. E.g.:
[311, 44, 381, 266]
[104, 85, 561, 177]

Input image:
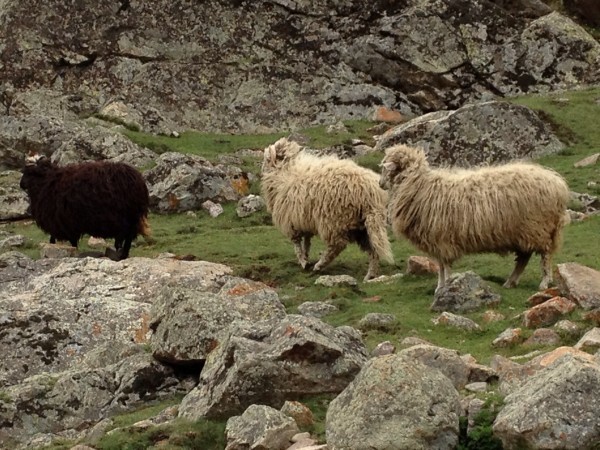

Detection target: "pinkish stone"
[406, 255, 439, 275]
[523, 328, 562, 347]
[523, 296, 577, 328]
[556, 263, 600, 310]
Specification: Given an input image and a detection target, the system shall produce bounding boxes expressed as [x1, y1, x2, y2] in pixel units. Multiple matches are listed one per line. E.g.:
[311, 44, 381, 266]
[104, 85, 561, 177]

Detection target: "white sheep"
[261, 138, 394, 281]
[379, 144, 570, 291]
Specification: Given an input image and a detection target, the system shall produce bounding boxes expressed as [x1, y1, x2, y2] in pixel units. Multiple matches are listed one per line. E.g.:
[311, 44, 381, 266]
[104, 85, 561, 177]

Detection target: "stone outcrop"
[1, 1, 598, 133]
[493, 353, 600, 449]
[178, 315, 368, 420]
[375, 101, 564, 166]
[326, 354, 461, 450]
[144, 152, 246, 213]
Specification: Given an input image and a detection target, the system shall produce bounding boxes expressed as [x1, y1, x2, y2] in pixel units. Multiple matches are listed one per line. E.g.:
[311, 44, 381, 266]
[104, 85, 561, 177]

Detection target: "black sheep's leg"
[50, 235, 56, 244]
[69, 238, 78, 248]
[118, 237, 133, 260]
[114, 237, 124, 251]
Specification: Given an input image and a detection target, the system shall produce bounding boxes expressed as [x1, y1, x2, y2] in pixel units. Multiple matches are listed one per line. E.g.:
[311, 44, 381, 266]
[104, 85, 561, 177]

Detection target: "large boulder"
[0, 114, 155, 170]
[326, 354, 461, 450]
[493, 353, 600, 449]
[144, 152, 246, 213]
[375, 101, 564, 166]
[1, 1, 599, 133]
[178, 315, 368, 420]
[0, 171, 30, 220]
[0, 353, 191, 449]
[556, 262, 600, 310]
[0, 255, 232, 387]
[150, 277, 287, 364]
[225, 405, 299, 450]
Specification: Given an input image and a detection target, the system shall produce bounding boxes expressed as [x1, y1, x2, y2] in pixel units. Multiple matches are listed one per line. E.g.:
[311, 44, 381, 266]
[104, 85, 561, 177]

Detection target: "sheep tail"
[365, 211, 394, 264]
[138, 215, 152, 237]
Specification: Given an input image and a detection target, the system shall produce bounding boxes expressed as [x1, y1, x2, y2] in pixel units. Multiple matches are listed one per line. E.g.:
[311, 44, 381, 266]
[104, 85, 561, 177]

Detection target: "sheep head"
[20, 153, 55, 191]
[379, 144, 428, 189]
[261, 137, 303, 173]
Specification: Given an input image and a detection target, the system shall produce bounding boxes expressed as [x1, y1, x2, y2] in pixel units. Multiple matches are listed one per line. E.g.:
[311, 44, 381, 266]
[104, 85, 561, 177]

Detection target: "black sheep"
[20, 155, 151, 260]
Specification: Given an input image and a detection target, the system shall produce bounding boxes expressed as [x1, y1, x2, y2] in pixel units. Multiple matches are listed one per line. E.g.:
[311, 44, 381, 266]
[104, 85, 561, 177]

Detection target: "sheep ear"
[382, 161, 396, 172]
[25, 152, 44, 166]
[264, 146, 277, 166]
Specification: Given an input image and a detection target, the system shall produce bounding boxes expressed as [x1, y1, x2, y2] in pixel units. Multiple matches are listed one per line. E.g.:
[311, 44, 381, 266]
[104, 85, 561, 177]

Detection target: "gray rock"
[398, 344, 471, 390]
[0, 256, 231, 387]
[326, 354, 461, 450]
[492, 328, 524, 348]
[201, 200, 224, 217]
[150, 277, 286, 364]
[236, 194, 266, 218]
[225, 404, 299, 450]
[297, 301, 339, 318]
[556, 262, 600, 310]
[371, 341, 396, 357]
[0, 114, 155, 170]
[431, 271, 501, 313]
[178, 315, 368, 420]
[574, 327, 600, 353]
[432, 311, 481, 331]
[0, 171, 30, 220]
[144, 152, 243, 213]
[2, 2, 598, 133]
[0, 353, 189, 448]
[376, 101, 564, 167]
[493, 353, 600, 449]
[314, 275, 357, 287]
[357, 313, 396, 332]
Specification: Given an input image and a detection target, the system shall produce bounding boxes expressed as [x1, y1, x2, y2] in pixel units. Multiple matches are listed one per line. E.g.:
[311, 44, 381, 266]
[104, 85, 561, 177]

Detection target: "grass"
[10, 86, 600, 450]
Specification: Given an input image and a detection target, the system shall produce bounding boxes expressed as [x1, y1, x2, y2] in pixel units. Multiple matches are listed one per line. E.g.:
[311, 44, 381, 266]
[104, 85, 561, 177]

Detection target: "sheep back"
[385, 146, 570, 264]
[20, 158, 150, 245]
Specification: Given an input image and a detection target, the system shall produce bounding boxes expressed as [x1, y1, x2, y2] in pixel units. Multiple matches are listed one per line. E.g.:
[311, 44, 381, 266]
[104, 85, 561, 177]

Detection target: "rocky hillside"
[1, 0, 599, 134]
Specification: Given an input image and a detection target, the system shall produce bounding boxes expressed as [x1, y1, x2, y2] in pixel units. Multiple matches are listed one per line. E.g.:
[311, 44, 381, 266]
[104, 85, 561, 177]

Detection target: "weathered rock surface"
[150, 277, 286, 365]
[0, 171, 30, 220]
[178, 315, 368, 420]
[0, 114, 155, 170]
[431, 271, 501, 313]
[1, 1, 599, 133]
[326, 354, 461, 450]
[144, 152, 244, 213]
[375, 101, 564, 166]
[398, 344, 471, 390]
[225, 404, 299, 450]
[556, 262, 600, 310]
[0, 353, 192, 448]
[0, 255, 231, 387]
[493, 353, 600, 449]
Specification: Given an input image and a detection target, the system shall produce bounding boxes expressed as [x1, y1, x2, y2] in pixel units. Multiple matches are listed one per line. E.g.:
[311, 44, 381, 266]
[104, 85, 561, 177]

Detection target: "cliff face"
[1, 0, 599, 133]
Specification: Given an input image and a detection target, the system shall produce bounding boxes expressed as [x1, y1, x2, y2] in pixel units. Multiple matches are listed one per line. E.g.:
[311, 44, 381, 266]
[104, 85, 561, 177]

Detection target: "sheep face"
[20, 156, 54, 191]
[379, 144, 428, 188]
[261, 137, 302, 174]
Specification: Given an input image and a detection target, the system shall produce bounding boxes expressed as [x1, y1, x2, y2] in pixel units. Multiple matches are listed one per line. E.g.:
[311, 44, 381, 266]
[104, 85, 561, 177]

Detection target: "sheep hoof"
[538, 281, 550, 291]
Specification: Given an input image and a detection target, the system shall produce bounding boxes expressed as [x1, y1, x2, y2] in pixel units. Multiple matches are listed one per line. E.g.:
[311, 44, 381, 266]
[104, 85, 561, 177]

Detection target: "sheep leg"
[539, 252, 552, 290]
[435, 263, 451, 292]
[301, 235, 311, 265]
[313, 242, 346, 273]
[49, 235, 56, 244]
[503, 251, 532, 288]
[364, 251, 380, 281]
[118, 237, 133, 260]
[291, 235, 310, 269]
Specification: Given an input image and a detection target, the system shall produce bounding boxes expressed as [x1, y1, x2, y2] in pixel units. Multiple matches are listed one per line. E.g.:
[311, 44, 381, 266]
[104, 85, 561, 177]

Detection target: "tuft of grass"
[95, 418, 226, 450]
[92, 113, 141, 132]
